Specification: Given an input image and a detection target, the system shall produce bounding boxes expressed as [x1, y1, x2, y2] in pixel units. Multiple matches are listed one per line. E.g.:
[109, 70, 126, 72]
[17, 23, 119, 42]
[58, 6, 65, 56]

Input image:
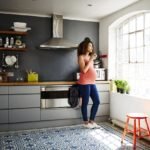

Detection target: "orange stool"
[121, 113, 150, 148]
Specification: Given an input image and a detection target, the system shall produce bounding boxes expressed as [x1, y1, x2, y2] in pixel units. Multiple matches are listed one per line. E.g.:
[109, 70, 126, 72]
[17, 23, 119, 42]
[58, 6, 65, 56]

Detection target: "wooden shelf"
[0, 30, 28, 51]
[0, 47, 27, 51]
[0, 30, 27, 35]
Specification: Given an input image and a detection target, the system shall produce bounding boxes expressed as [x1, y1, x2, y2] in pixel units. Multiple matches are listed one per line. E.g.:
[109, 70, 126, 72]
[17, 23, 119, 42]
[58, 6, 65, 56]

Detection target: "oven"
[40, 85, 71, 109]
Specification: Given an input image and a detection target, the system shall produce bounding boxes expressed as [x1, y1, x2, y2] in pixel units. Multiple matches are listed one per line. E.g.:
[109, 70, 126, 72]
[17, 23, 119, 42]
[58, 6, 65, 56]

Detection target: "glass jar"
[15, 36, 22, 47]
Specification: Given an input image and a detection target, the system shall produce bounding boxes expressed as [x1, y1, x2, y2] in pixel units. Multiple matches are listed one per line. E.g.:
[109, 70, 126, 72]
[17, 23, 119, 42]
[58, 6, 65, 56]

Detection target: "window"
[115, 13, 150, 97]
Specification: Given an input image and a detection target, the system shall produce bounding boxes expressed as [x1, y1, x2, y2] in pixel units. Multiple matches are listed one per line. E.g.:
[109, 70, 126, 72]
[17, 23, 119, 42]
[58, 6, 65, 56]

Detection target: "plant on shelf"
[114, 80, 130, 94]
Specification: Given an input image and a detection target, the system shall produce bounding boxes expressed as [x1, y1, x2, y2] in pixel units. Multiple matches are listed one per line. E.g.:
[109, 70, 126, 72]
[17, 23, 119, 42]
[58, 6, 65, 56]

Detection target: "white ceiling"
[0, 0, 140, 21]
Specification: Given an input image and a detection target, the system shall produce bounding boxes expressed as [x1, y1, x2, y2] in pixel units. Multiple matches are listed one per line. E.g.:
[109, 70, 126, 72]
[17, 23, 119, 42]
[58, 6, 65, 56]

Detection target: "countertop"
[0, 81, 110, 86]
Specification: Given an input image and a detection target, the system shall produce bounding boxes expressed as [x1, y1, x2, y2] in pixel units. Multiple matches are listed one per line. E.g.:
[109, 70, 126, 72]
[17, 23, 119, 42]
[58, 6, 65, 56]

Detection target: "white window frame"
[114, 12, 150, 98]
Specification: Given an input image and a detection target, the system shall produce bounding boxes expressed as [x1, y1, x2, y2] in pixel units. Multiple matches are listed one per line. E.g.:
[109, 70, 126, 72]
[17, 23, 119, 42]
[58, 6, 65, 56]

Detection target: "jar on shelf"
[15, 36, 22, 48]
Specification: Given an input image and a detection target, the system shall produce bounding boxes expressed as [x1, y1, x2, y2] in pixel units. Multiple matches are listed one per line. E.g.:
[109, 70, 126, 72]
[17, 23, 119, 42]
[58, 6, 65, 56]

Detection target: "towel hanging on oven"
[68, 85, 81, 109]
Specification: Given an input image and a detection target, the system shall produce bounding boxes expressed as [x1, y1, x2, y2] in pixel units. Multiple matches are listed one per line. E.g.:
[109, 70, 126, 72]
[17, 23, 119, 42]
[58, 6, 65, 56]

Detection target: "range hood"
[40, 14, 78, 49]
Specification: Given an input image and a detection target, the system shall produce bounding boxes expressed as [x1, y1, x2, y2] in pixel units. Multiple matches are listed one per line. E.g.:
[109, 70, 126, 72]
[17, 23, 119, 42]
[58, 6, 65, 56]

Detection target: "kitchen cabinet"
[0, 82, 110, 131]
[41, 83, 110, 121]
[0, 110, 8, 124]
[0, 86, 8, 124]
[8, 86, 40, 123]
[0, 30, 27, 51]
[9, 108, 40, 123]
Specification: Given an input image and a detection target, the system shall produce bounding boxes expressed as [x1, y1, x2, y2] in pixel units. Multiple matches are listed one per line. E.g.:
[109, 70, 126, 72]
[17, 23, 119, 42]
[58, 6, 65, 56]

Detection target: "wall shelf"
[0, 30, 28, 51]
[0, 30, 27, 35]
[0, 47, 27, 51]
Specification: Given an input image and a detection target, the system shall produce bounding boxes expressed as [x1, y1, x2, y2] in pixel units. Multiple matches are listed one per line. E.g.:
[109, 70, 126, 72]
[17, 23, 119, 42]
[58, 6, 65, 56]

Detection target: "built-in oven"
[40, 85, 71, 109]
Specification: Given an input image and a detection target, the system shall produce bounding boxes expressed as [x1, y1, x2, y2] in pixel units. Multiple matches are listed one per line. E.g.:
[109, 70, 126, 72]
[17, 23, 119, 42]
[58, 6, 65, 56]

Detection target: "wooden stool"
[121, 113, 150, 148]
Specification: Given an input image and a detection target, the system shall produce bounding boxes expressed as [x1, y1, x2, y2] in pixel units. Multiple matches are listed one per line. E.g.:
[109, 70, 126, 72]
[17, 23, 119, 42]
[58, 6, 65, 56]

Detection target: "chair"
[121, 113, 150, 148]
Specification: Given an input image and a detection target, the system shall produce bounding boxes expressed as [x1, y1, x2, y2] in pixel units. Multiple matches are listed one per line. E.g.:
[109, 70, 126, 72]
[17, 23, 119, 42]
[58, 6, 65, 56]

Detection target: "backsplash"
[0, 13, 99, 81]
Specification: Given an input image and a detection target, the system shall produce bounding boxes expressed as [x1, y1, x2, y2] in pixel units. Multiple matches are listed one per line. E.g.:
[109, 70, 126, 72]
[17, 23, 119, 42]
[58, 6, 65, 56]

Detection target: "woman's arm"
[78, 54, 96, 73]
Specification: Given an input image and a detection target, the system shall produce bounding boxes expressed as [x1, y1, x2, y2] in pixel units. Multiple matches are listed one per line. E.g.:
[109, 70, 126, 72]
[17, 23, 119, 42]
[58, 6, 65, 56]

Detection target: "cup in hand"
[91, 53, 97, 60]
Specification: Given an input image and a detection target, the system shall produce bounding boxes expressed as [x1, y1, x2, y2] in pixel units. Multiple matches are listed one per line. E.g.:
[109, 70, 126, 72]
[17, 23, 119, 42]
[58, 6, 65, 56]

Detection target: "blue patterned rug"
[0, 122, 149, 150]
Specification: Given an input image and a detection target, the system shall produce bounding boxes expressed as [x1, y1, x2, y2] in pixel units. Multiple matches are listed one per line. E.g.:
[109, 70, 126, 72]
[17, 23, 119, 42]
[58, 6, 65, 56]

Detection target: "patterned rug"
[0, 122, 149, 150]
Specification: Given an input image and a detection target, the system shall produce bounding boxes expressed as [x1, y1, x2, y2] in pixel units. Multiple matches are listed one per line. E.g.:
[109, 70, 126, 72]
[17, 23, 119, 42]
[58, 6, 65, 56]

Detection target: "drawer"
[9, 94, 40, 108]
[9, 108, 40, 123]
[92, 104, 110, 116]
[0, 95, 8, 109]
[0, 86, 8, 94]
[89, 92, 110, 104]
[41, 108, 81, 121]
[0, 110, 8, 123]
[96, 84, 110, 91]
[9, 86, 40, 94]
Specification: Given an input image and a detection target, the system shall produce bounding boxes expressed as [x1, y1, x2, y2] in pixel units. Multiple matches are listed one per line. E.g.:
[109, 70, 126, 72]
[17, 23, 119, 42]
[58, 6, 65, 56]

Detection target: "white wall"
[99, 0, 150, 69]
[110, 92, 150, 141]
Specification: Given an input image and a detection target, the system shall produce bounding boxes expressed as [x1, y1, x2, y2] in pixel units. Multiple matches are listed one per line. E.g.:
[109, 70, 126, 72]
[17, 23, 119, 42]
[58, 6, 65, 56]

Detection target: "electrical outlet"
[7, 72, 14, 77]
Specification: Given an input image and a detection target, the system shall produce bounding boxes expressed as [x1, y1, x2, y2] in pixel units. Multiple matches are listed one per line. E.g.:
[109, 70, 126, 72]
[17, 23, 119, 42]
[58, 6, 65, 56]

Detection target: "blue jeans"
[78, 84, 100, 121]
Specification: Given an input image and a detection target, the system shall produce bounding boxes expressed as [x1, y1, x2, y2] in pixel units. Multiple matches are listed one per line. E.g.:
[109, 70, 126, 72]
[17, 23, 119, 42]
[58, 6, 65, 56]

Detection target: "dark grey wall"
[0, 13, 99, 81]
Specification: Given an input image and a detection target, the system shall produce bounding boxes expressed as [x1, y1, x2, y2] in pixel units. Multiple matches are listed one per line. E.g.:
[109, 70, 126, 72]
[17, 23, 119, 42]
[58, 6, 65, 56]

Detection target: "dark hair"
[77, 37, 95, 56]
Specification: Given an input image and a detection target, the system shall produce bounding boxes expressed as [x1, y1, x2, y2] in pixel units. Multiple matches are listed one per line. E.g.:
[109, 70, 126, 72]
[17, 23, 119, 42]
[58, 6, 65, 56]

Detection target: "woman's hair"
[77, 37, 95, 56]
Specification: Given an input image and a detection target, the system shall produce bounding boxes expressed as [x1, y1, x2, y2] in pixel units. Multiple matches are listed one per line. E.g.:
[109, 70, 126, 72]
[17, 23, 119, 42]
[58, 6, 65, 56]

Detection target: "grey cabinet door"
[9, 108, 40, 123]
[9, 86, 40, 94]
[96, 84, 110, 91]
[41, 108, 81, 121]
[9, 94, 40, 108]
[0, 95, 8, 109]
[0, 110, 8, 123]
[88, 104, 109, 117]
[0, 86, 8, 94]
[89, 92, 110, 104]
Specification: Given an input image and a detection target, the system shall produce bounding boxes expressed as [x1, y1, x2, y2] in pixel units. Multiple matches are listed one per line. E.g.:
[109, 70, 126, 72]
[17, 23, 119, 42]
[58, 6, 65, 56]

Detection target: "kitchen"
[0, 0, 150, 149]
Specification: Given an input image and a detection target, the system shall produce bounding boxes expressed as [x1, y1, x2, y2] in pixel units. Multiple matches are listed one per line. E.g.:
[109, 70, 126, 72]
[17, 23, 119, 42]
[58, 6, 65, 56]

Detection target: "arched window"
[113, 12, 150, 97]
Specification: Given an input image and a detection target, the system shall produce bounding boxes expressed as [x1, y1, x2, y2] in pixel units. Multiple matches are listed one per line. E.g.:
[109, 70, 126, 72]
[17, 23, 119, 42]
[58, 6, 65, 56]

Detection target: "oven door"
[41, 85, 71, 108]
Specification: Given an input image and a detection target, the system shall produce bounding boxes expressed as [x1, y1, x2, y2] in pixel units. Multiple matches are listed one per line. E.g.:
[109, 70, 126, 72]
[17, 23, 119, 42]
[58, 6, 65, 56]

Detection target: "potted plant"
[125, 85, 130, 94]
[114, 80, 128, 94]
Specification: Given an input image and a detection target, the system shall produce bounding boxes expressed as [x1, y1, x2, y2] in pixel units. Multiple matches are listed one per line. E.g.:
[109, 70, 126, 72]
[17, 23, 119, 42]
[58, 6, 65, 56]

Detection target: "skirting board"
[111, 119, 150, 142]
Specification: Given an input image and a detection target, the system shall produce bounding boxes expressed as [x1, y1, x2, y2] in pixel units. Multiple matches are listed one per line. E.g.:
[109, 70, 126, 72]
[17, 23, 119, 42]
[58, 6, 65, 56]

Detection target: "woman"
[77, 37, 100, 129]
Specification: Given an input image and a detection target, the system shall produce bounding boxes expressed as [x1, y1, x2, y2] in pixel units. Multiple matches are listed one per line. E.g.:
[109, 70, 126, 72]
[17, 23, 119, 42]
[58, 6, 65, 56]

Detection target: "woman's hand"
[90, 53, 97, 60]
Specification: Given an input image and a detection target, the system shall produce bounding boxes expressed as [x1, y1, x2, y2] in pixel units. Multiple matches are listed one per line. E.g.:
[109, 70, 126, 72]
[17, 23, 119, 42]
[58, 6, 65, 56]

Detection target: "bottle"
[5, 37, 9, 47]
[10, 37, 14, 46]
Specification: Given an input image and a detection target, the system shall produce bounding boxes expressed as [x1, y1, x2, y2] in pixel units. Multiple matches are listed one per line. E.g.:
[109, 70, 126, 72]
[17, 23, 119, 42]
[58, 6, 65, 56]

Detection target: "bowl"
[13, 22, 27, 28]
[11, 26, 31, 32]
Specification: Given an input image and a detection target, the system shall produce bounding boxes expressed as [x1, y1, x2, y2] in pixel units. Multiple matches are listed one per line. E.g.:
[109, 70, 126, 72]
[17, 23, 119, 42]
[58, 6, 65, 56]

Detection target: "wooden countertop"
[0, 81, 110, 86]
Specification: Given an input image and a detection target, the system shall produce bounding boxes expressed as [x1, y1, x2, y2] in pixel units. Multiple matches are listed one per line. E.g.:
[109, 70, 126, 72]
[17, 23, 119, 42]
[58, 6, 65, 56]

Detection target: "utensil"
[15, 55, 19, 69]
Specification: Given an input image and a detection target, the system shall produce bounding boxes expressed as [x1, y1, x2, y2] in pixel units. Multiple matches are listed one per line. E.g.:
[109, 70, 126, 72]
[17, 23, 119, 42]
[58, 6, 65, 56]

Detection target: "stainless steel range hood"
[40, 14, 77, 49]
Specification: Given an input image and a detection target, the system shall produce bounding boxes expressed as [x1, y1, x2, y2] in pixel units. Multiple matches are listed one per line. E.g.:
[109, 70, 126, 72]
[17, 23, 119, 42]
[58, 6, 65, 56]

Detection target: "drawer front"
[9, 108, 40, 123]
[96, 84, 110, 91]
[41, 108, 81, 121]
[89, 92, 110, 104]
[9, 94, 40, 108]
[9, 86, 40, 94]
[0, 110, 8, 123]
[0, 86, 8, 94]
[41, 104, 109, 121]
[0, 95, 8, 109]
[91, 104, 110, 117]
